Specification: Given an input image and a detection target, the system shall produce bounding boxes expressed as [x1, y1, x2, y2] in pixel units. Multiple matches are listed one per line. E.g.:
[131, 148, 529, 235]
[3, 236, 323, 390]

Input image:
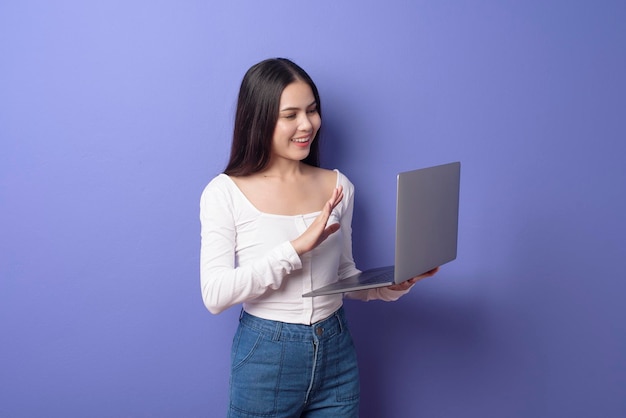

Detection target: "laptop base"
[302, 266, 395, 297]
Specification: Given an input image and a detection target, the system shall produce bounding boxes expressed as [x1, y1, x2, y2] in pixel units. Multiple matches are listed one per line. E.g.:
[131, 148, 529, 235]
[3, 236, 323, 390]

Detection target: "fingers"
[411, 267, 439, 282]
[325, 222, 340, 235]
[317, 186, 343, 225]
[423, 266, 440, 277]
[387, 282, 412, 291]
[320, 222, 340, 241]
[327, 185, 344, 210]
[387, 267, 441, 291]
[290, 186, 344, 256]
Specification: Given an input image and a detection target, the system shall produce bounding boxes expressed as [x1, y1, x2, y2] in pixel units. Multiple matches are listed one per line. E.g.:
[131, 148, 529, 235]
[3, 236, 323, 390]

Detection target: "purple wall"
[1, 1, 624, 417]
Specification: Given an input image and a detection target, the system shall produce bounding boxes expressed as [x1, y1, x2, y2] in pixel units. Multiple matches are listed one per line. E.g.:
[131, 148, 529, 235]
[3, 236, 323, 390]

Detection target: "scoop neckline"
[220, 169, 340, 218]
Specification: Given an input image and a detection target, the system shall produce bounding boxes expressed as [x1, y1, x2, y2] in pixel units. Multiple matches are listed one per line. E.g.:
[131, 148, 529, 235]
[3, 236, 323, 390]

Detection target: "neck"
[260, 160, 307, 179]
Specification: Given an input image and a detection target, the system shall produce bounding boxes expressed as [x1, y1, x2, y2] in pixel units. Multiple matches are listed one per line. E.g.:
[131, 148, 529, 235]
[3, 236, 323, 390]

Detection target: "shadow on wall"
[344, 278, 496, 417]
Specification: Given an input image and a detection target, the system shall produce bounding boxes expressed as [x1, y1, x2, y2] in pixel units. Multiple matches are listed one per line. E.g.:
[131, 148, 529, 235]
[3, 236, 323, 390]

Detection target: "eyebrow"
[279, 101, 317, 112]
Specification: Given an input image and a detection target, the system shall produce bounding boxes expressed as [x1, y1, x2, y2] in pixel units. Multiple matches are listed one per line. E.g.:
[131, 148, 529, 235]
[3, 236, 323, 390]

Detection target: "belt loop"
[273, 321, 283, 341]
[239, 308, 245, 321]
[335, 308, 344, 333]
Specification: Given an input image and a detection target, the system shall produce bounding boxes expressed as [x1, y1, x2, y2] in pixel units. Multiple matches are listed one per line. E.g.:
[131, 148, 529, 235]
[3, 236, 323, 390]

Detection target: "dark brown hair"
[224, 58, 322, 176]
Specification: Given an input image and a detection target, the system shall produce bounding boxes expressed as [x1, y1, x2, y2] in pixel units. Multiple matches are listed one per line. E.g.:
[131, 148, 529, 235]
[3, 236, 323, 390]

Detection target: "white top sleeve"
[199, 177, 302, 314]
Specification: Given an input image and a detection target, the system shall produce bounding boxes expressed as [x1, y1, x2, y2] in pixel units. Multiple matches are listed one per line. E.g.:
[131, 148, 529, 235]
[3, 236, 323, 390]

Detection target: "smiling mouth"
[291, 137, 310, 143]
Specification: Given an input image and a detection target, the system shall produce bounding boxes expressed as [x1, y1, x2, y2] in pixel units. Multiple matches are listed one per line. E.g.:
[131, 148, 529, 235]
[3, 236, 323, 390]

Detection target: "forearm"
[201, 241, 302, 314]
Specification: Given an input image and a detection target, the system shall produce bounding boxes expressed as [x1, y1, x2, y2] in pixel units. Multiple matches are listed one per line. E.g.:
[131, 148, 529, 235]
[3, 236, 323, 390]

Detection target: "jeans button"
[316, 327, 323, 336]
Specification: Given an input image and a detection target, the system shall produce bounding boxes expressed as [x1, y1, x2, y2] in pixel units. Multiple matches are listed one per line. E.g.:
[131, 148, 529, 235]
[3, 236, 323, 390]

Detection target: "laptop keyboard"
[359, 270, 395, 285]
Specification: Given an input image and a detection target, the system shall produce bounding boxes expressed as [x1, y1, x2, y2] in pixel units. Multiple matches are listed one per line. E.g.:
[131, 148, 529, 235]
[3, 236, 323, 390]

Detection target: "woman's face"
[270, 81, 321, 164]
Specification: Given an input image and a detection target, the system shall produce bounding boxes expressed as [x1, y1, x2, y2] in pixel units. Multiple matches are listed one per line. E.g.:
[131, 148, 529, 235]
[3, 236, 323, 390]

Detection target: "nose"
[298, 112, 313, 132]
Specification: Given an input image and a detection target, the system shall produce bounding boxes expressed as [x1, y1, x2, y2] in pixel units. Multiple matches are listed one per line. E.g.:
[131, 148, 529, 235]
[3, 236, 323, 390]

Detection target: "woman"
[200, 58, 438, 417]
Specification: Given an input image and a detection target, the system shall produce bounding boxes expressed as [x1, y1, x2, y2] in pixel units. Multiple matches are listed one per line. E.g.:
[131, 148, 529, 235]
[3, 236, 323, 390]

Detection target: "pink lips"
[291, 137, 311, 147]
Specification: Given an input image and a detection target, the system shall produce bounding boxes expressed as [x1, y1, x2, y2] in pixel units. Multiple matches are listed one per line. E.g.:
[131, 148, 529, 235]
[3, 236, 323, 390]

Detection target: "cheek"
[313, 115, 322, 132]
[272, 121, 291, 139]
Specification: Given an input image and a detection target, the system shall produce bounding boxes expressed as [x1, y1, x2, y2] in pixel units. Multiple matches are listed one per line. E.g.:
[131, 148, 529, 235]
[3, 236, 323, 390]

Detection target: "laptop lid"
[393, 161, 460, 283]
[302, 162, 460, 297]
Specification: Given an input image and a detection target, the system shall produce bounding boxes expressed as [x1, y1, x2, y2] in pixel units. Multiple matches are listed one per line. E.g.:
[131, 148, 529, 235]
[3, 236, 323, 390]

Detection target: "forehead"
[279, 81, 315, 107]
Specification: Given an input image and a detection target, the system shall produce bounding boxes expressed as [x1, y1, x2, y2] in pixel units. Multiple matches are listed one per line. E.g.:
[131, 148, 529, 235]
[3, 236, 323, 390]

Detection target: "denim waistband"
[239, 307, 347, 342]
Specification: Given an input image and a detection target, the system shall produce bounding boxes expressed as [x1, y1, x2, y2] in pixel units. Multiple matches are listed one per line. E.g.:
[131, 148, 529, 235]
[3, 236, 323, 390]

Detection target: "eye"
[282, 113, 296, 119]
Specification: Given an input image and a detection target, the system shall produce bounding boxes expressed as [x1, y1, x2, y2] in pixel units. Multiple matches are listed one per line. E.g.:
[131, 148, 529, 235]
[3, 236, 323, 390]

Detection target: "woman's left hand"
[386, 266, 440, 291]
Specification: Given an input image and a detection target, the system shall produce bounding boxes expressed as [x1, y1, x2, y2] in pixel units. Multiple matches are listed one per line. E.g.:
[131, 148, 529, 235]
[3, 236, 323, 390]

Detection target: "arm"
[199, 179, 302, 314]
[200, 177, 344, 314]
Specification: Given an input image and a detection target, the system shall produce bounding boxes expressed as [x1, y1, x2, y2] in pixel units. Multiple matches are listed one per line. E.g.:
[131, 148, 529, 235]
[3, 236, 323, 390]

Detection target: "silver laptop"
[302, 162, 460, 297]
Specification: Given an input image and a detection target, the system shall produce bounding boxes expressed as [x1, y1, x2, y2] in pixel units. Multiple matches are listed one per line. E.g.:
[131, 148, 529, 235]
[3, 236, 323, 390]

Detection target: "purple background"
[1, 1, 625, 417]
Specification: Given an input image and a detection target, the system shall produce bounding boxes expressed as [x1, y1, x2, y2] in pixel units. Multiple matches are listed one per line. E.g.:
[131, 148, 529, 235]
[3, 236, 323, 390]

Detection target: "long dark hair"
[224, 58, 322, 176]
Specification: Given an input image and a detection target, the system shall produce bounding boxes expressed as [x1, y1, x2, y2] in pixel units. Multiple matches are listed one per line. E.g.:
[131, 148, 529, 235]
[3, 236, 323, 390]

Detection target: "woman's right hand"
[291, 185, 344, 256]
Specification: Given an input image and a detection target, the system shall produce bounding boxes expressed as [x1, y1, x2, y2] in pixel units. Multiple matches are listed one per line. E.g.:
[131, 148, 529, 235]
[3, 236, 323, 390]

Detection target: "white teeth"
[292, 138, 308, 143]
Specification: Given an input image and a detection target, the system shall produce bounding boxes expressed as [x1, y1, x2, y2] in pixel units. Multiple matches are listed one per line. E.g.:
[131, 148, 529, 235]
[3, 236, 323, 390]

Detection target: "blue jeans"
[228, 307, 360, 417]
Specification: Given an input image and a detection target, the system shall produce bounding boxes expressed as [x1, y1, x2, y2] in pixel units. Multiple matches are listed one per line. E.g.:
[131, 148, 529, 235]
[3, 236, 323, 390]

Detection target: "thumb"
[321, 223, 341, 241]
[326, 223, 340, 234]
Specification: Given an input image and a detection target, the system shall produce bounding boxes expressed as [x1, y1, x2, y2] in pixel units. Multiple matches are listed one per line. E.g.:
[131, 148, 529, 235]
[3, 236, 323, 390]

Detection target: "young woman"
[200, 58, 438, 417]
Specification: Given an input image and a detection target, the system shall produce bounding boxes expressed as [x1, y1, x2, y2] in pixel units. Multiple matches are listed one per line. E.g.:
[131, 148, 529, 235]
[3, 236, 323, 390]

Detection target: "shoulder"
[333, 169, 355, 195]
[200, 174, 237, 205]
[202, 173, 231, 192]
[304, 165, 355, 190]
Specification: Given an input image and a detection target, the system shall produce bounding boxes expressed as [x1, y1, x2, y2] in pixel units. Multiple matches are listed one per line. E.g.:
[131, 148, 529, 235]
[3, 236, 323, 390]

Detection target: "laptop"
[302, 162, 460, 297]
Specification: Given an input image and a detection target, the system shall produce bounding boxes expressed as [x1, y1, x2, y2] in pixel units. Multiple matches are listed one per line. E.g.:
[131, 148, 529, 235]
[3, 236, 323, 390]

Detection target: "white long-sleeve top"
[199, 169, 409, 325]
